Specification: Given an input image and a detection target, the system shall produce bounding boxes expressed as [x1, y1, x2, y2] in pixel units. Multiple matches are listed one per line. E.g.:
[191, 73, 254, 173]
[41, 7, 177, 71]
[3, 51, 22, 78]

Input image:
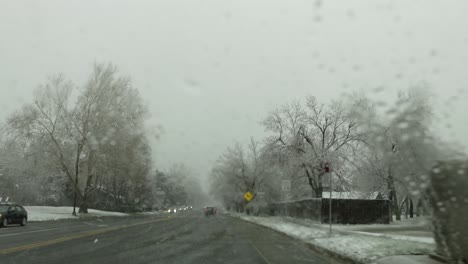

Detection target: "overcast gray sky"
[1, 0, 467, 181]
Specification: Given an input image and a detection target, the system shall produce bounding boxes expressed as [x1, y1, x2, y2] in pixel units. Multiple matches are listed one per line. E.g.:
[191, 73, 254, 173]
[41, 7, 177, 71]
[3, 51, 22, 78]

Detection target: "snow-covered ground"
[334, 215, 432, 229]
[390, 215, 432, 226]
[332, 216, 435, 244]
[137, 211, 161, 216]
[24, 206, 129, 221]
[232, 213, 435, 263]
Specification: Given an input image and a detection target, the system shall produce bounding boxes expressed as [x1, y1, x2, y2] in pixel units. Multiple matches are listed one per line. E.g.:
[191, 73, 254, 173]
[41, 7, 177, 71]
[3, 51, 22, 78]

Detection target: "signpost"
[323, 162, 332, 237]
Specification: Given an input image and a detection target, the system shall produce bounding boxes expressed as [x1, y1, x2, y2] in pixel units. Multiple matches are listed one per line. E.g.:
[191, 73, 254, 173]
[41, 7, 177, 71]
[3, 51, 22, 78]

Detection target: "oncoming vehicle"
[0, 203, 28, 227]
[167, 208, 177, 213]
[204, 207, 216, 217]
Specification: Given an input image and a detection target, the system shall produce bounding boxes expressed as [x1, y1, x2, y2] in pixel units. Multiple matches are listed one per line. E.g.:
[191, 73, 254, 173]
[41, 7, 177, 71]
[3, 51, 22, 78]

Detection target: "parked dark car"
[204, 207, 216, 217]
[0, 203, 28, 227]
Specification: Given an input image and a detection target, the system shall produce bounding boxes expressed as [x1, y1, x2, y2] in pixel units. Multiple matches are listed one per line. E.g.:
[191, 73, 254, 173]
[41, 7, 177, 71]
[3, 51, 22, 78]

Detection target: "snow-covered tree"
[262, 96, 365, 198]
[350, 88, 441, 220]
[210, 139, 270, 212]
[5, 63, 152, 214]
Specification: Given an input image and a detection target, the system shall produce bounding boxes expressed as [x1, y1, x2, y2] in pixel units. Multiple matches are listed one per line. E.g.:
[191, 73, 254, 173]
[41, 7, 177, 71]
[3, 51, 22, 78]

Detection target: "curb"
[428, 253, 448, 263]
[302, 238, 365, 264]
[230, 214, 365, 264]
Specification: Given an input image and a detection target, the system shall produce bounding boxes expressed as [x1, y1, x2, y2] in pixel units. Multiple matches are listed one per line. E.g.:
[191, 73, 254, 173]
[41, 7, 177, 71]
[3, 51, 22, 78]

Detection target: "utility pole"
[282, 180, 291, 216]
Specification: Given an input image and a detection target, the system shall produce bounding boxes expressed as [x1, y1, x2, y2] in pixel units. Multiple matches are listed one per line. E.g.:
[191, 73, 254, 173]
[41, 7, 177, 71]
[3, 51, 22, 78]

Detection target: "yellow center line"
[248, 239, 274, 264]
[0, 217, 173, 255]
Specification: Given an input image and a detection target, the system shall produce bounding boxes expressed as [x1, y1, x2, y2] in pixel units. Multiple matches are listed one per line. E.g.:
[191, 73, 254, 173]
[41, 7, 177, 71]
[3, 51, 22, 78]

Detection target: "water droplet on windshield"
[397, 122, 409, 129]
[372, 86, 385, 93]
[184, 78, 199, 87]
[400, 134, 410, 142]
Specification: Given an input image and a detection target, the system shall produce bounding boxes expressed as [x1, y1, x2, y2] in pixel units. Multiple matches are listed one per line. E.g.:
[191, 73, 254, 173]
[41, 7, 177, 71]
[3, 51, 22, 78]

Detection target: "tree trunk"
[317, 173, 323, 198]
[409, 198, 414, 218]
[304, 167, 321, 198]
[72, 147, 80, 216]
[387, 167, 401, 221]
[405, 197, 409, 219]
[79, 150, 95, 214]
[79, 199, 88, 213]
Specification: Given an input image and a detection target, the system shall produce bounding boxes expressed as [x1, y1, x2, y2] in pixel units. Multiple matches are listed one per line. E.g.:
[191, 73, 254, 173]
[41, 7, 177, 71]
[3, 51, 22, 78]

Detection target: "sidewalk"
[230, 213, 441, 264]
[280, 214, 435, 244]
[376, 255, 444, 264]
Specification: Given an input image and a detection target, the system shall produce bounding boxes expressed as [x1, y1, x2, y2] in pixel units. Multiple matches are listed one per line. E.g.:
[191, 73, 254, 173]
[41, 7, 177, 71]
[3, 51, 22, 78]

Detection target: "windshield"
[0, 1, 467, 264]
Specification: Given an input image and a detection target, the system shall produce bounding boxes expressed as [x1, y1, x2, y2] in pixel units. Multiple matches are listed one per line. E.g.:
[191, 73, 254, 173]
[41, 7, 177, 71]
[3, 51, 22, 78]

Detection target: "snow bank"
[314, 235, 434, 262]
[390, 216, 431, 226]
[233, 213, 435, 263]
[87, 208, 128, 217]
[351, 231, 435, 244]
[239, 214, 331, 239]
[24, 206, 128, 221]
[137, 211, 161, 216]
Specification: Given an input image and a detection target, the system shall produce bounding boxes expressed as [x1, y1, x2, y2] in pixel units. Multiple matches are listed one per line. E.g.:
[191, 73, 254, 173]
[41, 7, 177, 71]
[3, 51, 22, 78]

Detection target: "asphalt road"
[0, 211, 344, 264]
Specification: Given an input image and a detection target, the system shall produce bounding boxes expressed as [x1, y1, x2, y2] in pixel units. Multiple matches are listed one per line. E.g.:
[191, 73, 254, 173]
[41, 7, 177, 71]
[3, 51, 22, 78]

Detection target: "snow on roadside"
[232, 213, 435, 263]
[331, 216, 432, 232]
[314, 234, 434, 263]
[87, 208, 128, 217]
[24, 206, 128, 221]
[239, 214, 332, 239]
[137, 211, 161, 215]
[351, 231, 435, 244]
[390, 216, 432, 226]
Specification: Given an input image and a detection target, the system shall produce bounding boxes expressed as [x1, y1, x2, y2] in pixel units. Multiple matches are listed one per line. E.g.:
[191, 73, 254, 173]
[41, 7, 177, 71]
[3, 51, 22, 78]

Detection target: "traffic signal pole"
[323, 162, 332, 237]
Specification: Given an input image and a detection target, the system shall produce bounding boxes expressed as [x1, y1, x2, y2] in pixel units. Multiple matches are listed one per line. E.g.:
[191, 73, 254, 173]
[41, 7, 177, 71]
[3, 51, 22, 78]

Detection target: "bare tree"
[6, 63, 151, 214]
[7, 75, 84, 212]
[351, 88, 440, 220]
[210, 138, 269, 212]
[262, 96, 364, 198]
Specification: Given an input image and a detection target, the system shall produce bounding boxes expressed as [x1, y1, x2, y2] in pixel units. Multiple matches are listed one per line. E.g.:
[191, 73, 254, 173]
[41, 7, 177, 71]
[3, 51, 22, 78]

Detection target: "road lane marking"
[0, 217, 173, 255]
[0, 224, 91, 238]
[248, 240, 274, 264]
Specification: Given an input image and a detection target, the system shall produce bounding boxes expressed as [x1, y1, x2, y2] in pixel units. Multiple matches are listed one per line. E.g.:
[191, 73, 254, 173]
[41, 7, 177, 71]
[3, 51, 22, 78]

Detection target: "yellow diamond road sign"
[244, 191, 253, 202]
